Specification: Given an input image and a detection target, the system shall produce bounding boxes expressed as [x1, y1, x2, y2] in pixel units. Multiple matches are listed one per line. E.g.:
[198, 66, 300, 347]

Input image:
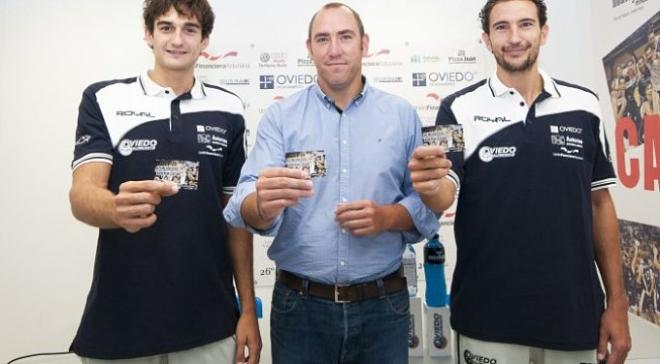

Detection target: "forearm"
[381, 203, 415, 232]
[420, 177, 456, 214]
[593, 193, 627, 308]
[227, 225, 257, 313]
[240, 192, 276, 231]
[69, 164, 118, 229]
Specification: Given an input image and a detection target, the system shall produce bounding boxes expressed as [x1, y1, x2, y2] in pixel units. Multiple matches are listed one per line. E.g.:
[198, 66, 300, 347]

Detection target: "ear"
[361, 33, 370, 57]
[481, 32, 492, 53]
[144, 28, 154, 49]
[201, 36, 209, 52]
[540, 24, 549, 46]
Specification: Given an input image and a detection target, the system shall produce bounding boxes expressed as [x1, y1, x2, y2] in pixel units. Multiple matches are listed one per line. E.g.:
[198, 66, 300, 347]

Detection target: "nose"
[170, 29, 184, 46]
[509, 26, 523, 45]
[328, 36, 341, 57]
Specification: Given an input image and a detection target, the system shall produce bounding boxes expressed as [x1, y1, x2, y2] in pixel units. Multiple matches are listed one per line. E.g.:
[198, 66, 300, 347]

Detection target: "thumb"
[155, 182, 179, 196]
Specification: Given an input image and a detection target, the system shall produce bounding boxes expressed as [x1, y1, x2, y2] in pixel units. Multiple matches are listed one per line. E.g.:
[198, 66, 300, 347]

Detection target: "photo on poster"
[602, 10, 660, 147]
[620, 219, 660, 327]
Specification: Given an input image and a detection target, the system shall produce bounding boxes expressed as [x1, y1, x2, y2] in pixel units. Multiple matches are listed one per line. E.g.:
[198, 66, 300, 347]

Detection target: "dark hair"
[143, 0, 215, 39]
[479, 0, 547, 34]
[308, 2, 365, 40]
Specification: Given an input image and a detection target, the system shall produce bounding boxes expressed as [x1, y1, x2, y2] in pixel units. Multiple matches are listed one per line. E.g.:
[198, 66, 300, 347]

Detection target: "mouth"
[166, 49, 189, 56]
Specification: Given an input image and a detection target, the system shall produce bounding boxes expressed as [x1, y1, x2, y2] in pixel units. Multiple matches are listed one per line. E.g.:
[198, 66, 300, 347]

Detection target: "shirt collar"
[312, 76, 369, 110]
[488, 69, 561, 99]
[138, 70, 206, 99]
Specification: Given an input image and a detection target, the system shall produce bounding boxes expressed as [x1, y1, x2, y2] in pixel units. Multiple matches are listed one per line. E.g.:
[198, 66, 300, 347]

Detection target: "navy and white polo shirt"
[438, 70, 616, 350]
[70, 71, 246, 359]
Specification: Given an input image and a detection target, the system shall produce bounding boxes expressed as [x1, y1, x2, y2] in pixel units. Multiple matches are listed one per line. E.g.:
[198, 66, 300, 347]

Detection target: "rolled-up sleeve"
[398, 107, 440, 243]
[223, 105, 286, 236]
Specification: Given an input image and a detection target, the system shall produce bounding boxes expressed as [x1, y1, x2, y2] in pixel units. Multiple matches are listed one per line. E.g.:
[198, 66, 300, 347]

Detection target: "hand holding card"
[254, 167, 314, 222]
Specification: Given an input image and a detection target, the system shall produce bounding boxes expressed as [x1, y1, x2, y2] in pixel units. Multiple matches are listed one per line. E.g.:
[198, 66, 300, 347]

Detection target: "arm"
[592, 189, 631, 364]
[335, 200, 414, 237]
[224, 196, 261, 364]
[69, 162, 178, 232]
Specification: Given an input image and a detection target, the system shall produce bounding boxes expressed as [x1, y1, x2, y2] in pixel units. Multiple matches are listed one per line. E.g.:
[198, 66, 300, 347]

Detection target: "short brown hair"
[479, 0, 547, 34]
[143, 0, 215, 39]
[308, 2, 365, 40]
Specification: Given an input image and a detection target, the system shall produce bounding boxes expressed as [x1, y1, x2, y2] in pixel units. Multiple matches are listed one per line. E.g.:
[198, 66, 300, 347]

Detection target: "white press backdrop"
[0, 1, 658, 363]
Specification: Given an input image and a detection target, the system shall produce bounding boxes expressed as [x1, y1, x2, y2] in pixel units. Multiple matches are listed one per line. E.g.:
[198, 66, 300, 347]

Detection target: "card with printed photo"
[154, 159, 199, 190]
[285, 151, 327, 178]
[422, 125, 464, 152]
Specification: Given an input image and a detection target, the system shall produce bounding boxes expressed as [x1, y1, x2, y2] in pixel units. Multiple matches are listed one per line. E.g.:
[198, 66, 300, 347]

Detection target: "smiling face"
[482, 0, 548, 75]
[145, 7, 209, 75]
[306, 6, 369, 95]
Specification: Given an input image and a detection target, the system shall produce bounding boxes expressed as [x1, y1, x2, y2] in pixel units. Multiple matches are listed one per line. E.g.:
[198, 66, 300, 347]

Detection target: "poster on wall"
[593, 0, 660, 328]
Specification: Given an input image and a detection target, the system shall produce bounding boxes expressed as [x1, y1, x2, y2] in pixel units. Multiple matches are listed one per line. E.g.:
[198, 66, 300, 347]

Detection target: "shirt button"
[341, 198, 347, 202]
[342, 168, 347, 173]
[165, 90, 170, 94]
[340, 261, 346, 266]
[342, 229, 347, 234]
[519, 102, 525, 107]
[342, 140, 347, 144]
[509, 91, 514, 95]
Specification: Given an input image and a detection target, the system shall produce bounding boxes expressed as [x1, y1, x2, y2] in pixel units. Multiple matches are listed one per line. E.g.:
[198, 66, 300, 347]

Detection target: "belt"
[276, 267, 407, 303]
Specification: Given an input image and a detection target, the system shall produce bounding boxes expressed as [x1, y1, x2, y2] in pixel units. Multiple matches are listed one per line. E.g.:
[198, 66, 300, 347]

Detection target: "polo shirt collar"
[488, 69, 561, 99]
[138, 70, 206, 99]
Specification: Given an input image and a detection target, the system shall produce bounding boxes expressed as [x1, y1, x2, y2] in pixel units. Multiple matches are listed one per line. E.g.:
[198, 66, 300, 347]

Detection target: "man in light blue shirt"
[224, 2, 438, 363]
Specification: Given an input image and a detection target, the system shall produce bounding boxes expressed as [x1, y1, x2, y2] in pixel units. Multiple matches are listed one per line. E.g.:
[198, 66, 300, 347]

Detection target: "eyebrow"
[492, 17, 537, 28]
[313, 29, 356, 39]
[156, 20, 201, 29]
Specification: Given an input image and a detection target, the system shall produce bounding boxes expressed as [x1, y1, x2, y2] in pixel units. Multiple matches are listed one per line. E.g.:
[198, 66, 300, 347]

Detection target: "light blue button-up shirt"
[224, 81, 439, 284]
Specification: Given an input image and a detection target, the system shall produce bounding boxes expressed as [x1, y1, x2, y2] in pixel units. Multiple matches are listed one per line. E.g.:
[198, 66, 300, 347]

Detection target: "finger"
[412, 145, 446, 159]
[410, 169, 450, 184]
[259, 188, 314, 202]
[120, 180, 179, 196]
[408, 158, 452, 171]
[335, 209, 370, 223]
[341, 218, 372, 230]
[248, 341, 261, 364]
[258, 177, 313, 191]
[260, 167, 308, 179]
[116, 203, 156, 218]
[235, 341, 246, 363]
[597, 330, 609, 363]
[122, 214, 158, 233]
[115, 191, 162, 207]
[335, 200, 370, 215]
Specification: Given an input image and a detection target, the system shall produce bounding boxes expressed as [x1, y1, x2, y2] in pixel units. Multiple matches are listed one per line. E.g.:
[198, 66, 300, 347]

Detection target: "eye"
[316, 36, 329, 44]
[341, 34, 353, 41]
[160, 25, 172, 32]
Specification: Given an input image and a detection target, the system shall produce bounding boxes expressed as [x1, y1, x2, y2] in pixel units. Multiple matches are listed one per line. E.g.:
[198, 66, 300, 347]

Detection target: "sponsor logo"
[196, 50, 250, 70]
[408, 314, 419, 349]
[612, 0, 648, 8]
[412, 73, 427, 87]
[410, 54, 442, 64]
[218, 78, 250, 86]
[197, 134, 212, 144]
[260, 74, 317, 89]
[479, 146, 517, 162]
[560, 147, 580, 154]
[205, 145, 223, 152]
[260, 75, 275, 89]
[464, 350, 497, 364]
[373, 76, 403, 84]
[259, 51, 288, 68]
[297, 56, 314, 67]
[197, 125, 227, 134]
[362, 49, 403, 67]
[75, 135, 91, 146]
[412, 72, 476, 87]
[118, 139, 157, 156]
[200, 50, 237, 61]
[551, 134, 566, 146]
[432, 313, 448, 349]
[550, 125, 582, 134]
[473, 115, 512, 123]
[448, 49, 477, 64]
[116, 110, 155, 118]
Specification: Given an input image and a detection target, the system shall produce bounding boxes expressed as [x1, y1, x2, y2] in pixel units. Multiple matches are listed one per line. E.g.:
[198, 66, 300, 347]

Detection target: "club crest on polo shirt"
[118, 139, 157, 156]
[464, 350, 497, 364]
[478, 146, 517, 163]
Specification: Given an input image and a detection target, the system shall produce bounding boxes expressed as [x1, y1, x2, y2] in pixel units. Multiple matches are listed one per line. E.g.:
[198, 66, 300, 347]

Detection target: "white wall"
[1, 1, 658, 363]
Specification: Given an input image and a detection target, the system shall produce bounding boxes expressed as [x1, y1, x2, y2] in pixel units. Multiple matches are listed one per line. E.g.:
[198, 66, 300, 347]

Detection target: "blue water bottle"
[424, 234, 448, 307]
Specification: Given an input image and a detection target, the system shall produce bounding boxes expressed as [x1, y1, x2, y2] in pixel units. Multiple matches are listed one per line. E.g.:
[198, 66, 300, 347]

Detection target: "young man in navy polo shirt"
[68, 0, 260, 362]
[409, 1, 632, 363]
